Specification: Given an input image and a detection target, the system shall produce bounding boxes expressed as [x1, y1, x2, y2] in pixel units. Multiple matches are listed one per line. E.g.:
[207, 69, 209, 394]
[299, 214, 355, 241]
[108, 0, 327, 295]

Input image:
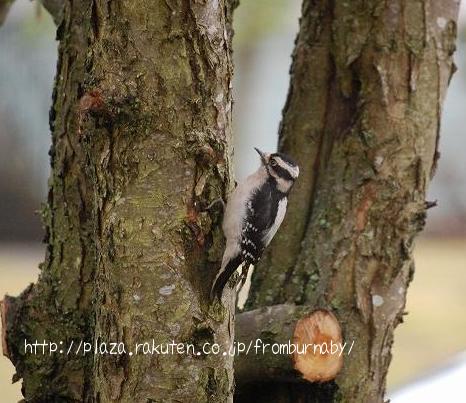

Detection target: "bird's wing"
[248, 182, 274, 230]
[261, 197, 287, 247]
[240, 183, 276, 263]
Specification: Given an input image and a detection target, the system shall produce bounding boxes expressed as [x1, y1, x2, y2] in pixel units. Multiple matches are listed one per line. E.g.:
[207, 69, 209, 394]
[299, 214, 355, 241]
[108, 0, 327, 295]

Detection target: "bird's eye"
[270, 159, 277, 167]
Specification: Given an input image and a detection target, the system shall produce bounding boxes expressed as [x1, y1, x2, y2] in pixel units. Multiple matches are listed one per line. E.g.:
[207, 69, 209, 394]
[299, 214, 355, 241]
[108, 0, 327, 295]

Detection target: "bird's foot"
[237, 265, 250, 295]
[204, 197, 226, 212]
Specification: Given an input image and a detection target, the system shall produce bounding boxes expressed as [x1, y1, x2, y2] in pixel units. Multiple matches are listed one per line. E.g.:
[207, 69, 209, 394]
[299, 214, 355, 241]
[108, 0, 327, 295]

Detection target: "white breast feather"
[222, 167, 266, 241]
[262, 198, 287, 247]
[220, 167, 267, 270]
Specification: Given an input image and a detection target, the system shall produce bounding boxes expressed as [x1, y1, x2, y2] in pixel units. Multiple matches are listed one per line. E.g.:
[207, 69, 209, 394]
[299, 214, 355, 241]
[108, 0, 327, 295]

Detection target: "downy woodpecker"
[211, 148, 299, 299]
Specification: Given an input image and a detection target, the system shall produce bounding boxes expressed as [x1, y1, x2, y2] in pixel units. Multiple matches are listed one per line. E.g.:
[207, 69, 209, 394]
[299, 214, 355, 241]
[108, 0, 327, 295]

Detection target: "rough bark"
[245, 1, 460, 402]
[2, 0, 461, 401]
[235, 305, 344, 387]
[2, 2, 98, 399]
[235, 304, 312, 387]
[2, 0, 236, 402]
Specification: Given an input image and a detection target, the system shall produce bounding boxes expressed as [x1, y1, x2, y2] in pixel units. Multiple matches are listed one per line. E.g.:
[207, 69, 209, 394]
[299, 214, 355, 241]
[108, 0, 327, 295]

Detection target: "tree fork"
[246, 0, 461, 402]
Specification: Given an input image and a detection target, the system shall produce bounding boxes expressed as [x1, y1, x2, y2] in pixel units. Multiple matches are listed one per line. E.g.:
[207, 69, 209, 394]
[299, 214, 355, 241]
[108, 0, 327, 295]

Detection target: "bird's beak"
[254, 147, 268, 165]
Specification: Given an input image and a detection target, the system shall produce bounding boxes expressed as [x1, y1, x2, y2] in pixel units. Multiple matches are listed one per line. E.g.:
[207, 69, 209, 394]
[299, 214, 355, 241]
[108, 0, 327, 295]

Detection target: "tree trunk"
[2, 0, 236, 402]
[2, 0, 461, 402]
[244, 1, 460, 402]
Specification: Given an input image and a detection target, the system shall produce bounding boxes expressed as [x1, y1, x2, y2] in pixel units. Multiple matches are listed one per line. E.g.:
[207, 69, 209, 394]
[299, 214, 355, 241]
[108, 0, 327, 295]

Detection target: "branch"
[1, 286, 34, 387]
[234, 305, 343, 386]
[1, 296, 13, 358]
[1, 286, 33, 368]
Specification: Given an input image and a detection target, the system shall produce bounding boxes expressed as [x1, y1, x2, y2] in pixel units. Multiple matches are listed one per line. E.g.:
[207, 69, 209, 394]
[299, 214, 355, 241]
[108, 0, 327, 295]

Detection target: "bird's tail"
[210, 253, 243, 300]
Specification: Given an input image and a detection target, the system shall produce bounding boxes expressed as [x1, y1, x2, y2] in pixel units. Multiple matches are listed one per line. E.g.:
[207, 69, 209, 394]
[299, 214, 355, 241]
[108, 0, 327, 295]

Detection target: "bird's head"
[254, 147, 299, 193]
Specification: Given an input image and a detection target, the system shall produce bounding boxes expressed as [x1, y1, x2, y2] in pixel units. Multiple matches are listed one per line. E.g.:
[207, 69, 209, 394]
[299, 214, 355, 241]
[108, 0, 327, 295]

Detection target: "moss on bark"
[245, 1, 460, 402]
[3, 0, 237, 401]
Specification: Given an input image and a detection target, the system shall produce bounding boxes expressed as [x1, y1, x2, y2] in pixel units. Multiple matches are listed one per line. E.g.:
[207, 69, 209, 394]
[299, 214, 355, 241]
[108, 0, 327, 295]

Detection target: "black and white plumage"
[211, 148, 299, 300]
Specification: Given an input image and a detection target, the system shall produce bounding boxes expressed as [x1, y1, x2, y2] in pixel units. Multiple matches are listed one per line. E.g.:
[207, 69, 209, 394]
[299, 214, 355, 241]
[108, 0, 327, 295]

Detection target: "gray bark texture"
[244, 0, 460, 402]
[235, 304, 312, 387]
[1, 0, 461, 402]
[2, 0, 237, 402]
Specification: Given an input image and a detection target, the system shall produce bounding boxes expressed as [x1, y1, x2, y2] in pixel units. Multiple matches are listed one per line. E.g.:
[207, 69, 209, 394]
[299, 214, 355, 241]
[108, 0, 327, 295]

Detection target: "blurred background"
[1, 1, 465, 401]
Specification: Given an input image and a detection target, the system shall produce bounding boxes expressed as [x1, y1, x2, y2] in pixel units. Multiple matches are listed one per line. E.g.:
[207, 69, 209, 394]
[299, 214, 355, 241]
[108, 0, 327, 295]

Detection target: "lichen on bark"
[245, 1, 460, 402]
[3, 0, 237, 402]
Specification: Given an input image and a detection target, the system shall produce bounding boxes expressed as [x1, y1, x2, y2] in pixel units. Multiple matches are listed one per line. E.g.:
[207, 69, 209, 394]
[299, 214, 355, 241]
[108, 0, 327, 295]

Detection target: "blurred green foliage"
[234, 0, 300, 46]
[20, 4, 55, 42]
